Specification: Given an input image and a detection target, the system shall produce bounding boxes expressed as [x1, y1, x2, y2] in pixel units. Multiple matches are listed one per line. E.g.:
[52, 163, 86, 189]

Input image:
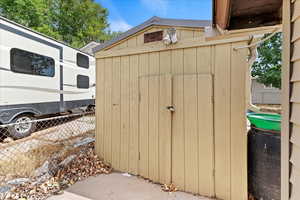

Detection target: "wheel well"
[12, 112, 36, 120]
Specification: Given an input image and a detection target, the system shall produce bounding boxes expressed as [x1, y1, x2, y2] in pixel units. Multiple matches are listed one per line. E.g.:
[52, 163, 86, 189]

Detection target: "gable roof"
[80, 41, 101, 55]
[93, 16, 211, 53]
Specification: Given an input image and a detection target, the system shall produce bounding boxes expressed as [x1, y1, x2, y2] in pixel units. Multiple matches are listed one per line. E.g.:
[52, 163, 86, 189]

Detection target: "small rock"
[3, 137, 14, 143]
[32, 173, 52, 186]
[35, 161, 50, 177]
[0, 185, 12, 200]
[0, 185, 11, 193]
[7, 178, 30, 185]
[122, 173, 131, 177]
[73, 137, 95, 148]
[59, 155, 77, 167]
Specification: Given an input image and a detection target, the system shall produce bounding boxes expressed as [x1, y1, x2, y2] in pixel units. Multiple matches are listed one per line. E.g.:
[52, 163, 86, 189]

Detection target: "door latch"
[166, 105, 175, 112]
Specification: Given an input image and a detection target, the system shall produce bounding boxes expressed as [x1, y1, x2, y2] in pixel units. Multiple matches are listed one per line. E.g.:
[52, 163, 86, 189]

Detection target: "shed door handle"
[166, 105, 175, 112]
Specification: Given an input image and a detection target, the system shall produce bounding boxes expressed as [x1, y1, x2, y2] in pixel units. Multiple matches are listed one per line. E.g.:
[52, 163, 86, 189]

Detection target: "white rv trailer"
[0, 16, 95, 138]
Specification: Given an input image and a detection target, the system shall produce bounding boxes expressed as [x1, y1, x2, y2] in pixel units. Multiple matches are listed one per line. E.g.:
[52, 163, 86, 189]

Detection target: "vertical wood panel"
[111, 57, 121, 169]
[104, 58, 113, 164]
[183, 75, 199, 193]
[138, 54, 149, 178]
[214, 44, 231, 200]
[120, 56, 130, 171]
[158, 74, 172, 184]
[197, 74, 214, 197]
[171, 49, 185, 190]
[148, 52, 160, 182]
[160, 51, 171, 73]
[159, 50, 171, 183]
[183, 49, 198, 193]
[129, 55, 139, 174]
[197, 46, 212, 74]
[230, 42, 248, 200]
[95, 59, 105, 158]
[149, 52, 160, 75]
[184, 48, 197, 73]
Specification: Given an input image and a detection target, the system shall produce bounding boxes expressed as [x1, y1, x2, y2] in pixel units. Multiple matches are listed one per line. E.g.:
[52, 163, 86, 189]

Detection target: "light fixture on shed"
[163, 28, 178, 45]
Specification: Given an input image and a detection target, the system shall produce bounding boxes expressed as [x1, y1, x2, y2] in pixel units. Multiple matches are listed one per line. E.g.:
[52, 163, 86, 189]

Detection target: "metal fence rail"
[0, 112, 95, 184]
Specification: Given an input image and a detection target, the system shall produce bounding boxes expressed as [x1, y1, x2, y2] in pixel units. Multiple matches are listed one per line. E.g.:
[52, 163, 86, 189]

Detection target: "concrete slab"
[48, 191, 92, 200]
[59, 172, 212, 200]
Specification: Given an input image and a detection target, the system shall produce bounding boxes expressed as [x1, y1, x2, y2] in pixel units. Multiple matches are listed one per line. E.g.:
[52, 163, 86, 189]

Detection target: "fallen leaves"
[4, 144, 111, 200]
[7, 177, 62, 199]
[56, 147, 112, 190]
[161, 183, 178, 193]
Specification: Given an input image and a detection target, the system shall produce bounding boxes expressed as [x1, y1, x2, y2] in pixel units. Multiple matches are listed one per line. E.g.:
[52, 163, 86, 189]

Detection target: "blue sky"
[96, 0, 212, 32]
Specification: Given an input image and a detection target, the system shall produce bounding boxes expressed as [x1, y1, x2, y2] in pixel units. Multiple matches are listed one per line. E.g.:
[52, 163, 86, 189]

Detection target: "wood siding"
[282, 0, 300, 199]
[107, 26, 205, 51]
[95, 38, 249, 200]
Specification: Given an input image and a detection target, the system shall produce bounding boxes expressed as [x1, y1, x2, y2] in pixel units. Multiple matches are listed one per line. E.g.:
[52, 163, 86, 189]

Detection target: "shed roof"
[93, 16, 211, 53]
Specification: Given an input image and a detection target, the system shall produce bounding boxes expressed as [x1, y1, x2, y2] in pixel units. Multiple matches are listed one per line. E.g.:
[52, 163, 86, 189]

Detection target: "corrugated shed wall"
[95, 38, 249, 200]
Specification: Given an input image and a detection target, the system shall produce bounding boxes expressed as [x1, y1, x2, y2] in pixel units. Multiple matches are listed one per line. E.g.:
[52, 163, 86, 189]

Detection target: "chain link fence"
[0, 111, 95, 185]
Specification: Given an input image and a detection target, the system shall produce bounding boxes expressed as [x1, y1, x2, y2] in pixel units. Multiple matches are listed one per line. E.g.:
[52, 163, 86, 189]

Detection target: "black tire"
[86, 105, 95, 112]
[8, 114, 36, 139]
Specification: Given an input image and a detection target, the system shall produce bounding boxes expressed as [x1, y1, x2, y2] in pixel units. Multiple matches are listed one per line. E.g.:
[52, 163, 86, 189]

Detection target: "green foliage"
[251, 32, 282, 89]
[103, 30, 123, 41]
[0, 0, 110, 48]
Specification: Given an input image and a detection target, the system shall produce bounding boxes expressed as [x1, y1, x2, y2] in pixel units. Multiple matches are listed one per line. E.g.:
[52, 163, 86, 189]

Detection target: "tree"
[0, 0, 110, 48]
[251, 32, 282, 89]
[103, 30, 123, 41]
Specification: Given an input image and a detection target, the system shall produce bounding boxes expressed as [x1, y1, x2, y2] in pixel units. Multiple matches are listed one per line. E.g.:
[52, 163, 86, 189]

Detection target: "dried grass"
[0, 144, 63, 178]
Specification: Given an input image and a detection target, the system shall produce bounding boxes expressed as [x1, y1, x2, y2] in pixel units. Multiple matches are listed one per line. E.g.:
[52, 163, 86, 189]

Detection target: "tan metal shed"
[94, 17, 250, 200]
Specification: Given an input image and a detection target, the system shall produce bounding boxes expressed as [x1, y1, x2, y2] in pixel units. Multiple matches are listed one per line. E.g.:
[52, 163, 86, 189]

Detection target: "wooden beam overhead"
[214, 0, 282, 30]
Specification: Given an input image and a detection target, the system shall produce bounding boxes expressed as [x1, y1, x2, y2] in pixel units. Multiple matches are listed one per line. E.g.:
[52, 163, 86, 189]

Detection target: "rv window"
[77, 75, 89, 89]
[10, 48, 55, 77]
[77, 53, 89, 69]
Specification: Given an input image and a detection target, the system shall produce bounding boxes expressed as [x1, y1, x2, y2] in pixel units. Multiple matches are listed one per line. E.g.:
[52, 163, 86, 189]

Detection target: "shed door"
[172, 74, 214, 196]
[139, 74, 172, 184]
[139, 74, 214, 196]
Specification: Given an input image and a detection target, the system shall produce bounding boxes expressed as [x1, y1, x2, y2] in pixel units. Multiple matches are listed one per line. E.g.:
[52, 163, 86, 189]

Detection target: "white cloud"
[141, 0, 169, 15]
[109, 20, 133, 32]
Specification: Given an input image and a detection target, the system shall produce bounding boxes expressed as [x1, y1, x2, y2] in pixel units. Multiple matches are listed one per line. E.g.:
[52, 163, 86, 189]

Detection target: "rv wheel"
[8, 114, 36, 139]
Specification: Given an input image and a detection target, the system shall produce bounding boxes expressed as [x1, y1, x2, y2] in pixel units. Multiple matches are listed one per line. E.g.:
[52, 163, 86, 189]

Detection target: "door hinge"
[138, 152, 141, 160]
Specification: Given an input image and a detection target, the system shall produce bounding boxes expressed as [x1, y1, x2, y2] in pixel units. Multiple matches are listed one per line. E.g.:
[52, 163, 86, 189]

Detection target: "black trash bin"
[248, 128, 281, 200]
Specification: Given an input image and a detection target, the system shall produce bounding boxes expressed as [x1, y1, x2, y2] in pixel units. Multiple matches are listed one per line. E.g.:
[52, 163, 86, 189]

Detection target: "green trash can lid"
[247, 113, 281, 132]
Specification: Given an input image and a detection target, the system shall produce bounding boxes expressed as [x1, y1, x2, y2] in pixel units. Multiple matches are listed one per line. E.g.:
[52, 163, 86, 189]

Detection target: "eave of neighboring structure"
[214, 0, 282, 30]
[93, 16, 211, 53]
[80, 41, 101, 55]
